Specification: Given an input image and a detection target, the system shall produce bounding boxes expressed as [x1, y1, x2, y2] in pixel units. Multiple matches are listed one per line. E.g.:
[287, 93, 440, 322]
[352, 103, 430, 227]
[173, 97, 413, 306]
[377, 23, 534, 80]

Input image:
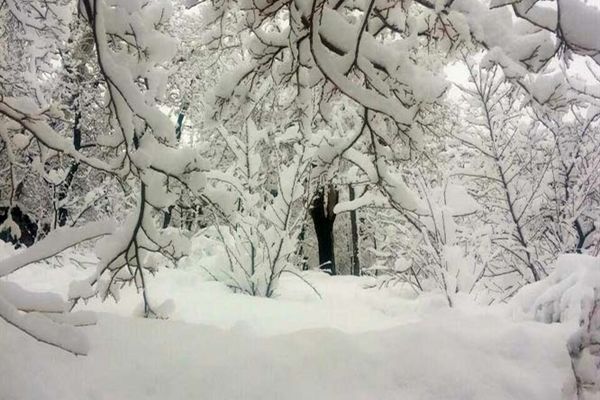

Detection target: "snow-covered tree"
[197, 119, 314, 296]
[533, 102, 600, 255]
[0, 0, 207, 353]
[448, 59, 555, 299]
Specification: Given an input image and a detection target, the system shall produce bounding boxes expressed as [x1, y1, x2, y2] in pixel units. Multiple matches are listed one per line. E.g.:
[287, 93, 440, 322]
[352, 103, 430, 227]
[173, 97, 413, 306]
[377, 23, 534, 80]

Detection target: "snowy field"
[0, 244, 578, 400]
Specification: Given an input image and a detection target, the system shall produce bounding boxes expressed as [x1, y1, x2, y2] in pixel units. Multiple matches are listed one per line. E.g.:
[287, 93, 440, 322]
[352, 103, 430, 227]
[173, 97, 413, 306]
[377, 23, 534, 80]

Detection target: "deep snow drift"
[1, 310, 571, 400]
[0, 244, 584, 400]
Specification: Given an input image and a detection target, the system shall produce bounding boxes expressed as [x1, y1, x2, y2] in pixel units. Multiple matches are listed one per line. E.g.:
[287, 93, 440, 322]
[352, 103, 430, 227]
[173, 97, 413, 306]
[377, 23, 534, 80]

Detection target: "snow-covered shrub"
[533, 104, 600, 256]
[513, 254, 600, 399]
[198, 121, 310, 297]
[365, 177, 483, 306]
[452, 60, 556, 291]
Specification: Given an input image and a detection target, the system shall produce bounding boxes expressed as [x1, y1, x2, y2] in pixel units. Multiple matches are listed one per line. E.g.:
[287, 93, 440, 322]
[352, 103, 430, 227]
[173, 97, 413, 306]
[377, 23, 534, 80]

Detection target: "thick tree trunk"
[310, 186, 338, 275]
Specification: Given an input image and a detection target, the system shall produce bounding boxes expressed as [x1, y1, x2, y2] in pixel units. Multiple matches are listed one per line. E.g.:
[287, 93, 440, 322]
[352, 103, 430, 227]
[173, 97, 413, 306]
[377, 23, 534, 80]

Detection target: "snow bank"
[512, 254, 600, 326]
[6, 260, 422, 335]
[512, 254, 600, 398]
[0, 250, 576, 399]
[0, 311, 570, 400]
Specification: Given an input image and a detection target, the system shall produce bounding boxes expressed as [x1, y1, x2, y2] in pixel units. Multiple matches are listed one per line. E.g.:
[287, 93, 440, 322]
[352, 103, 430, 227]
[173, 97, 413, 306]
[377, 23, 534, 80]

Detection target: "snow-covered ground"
[0, 245, 577, 400]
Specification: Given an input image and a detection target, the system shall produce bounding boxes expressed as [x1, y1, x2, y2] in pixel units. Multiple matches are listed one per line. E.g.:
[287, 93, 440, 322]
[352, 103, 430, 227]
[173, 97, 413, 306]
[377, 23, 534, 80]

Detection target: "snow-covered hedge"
[513, 254, 600, 399]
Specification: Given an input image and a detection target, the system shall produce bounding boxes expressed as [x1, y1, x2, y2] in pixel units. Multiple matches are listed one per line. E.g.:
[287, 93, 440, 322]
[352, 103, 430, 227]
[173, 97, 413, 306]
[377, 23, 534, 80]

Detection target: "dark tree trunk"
[574, 219, 595, 254]
[56, 105, 82, 227]
[175, 101, 189, 141]
[298, 225, 310, 271]
[162, 205, 174, 229]
[163, 102, 189, 228]
[310, 186, 338, 275]
[348, 184, 360, 276]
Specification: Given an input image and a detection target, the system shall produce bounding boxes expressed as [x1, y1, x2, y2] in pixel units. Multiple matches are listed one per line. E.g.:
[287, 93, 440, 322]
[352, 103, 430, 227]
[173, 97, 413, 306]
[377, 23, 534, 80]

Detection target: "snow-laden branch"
[0, 281, 67, 313]
[0, 219, 116, 278]
[0, 293, 89, 355]
[0, 97, 120, 173]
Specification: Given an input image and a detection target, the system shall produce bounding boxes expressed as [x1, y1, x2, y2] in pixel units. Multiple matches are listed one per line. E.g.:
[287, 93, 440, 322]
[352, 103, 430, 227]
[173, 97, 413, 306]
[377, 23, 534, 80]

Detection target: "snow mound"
[512, 254, 600, 325]
[512, 254, 600, 398]
[1, 312, 571, 400]
[0, 252, 577, 399]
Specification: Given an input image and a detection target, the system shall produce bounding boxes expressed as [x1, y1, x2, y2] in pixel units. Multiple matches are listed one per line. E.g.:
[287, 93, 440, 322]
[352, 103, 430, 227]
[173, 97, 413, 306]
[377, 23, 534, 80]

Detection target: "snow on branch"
[0, 220, 116, 278]
[0, 220, 115, 355]
[0, 97, 119, 173]
[0, 293, 89, 355]
[74, 0, 206, 317]
[0, 281, 68, 313]
[513, 254, 600, 324]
